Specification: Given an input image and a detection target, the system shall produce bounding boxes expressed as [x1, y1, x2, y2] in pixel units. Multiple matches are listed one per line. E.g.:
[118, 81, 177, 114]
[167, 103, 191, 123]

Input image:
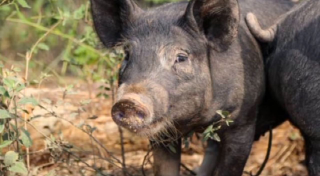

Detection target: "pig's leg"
[152, 139, 181, 176]
[212, 122, 255, 176]
[305, 138, 320, 176]
[197, 139, 220, 176]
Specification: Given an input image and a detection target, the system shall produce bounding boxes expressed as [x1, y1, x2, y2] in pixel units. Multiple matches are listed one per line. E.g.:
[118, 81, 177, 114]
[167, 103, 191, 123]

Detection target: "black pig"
[246, 0, 320, 175]
[90, 0, 292, 175]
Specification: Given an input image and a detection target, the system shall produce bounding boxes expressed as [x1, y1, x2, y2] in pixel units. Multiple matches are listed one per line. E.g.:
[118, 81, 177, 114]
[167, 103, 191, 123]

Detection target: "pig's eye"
[175, 53, 188, 63]
[120, 51, 130, 75]
[124, 51, 130, 61]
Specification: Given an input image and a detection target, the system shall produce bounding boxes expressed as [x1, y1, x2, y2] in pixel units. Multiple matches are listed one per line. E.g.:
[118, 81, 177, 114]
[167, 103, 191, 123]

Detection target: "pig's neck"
[199, 26, 265, 130]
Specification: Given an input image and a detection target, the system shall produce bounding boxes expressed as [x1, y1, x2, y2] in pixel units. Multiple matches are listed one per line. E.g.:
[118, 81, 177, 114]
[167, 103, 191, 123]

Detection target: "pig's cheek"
[173, 65, 194, 79]
[148, 84, 170, 115]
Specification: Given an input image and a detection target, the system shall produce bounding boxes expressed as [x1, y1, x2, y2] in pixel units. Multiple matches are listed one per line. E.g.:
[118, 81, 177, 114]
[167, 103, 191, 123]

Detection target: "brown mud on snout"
[111, 82, 176, 139]
[112, 98, 150, 131]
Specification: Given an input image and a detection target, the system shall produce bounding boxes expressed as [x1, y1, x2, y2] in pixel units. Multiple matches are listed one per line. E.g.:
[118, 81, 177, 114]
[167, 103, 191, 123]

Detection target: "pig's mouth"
[111, 99, 173, 138]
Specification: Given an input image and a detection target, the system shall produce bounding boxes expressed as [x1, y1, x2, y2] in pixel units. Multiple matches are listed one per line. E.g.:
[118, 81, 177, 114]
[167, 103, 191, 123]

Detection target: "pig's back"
[267, 0, 320, 137]
[239, 0, 295, 28]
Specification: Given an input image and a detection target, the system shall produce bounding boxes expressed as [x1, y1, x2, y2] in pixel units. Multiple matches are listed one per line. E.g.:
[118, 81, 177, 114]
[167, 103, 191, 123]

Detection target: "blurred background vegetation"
[0, 0, 180, 86]
[0, 0, 183, 175]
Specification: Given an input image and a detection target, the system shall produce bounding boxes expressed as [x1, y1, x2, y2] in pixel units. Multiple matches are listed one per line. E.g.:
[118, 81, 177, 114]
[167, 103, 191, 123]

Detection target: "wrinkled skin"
[90, 0, 291, 175]
[246, 0, 320, 175]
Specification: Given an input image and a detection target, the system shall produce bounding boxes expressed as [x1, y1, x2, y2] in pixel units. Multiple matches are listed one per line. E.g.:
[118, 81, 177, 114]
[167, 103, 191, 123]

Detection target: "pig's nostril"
[114, 111, 125, 119]
[111, 99, 150, 122]
[137, 111, 145, 119]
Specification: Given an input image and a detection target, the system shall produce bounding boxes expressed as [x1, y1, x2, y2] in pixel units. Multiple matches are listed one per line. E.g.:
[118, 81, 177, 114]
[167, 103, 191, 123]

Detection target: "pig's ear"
[90, 0, 142, 47]
[183, 0, 240, 51]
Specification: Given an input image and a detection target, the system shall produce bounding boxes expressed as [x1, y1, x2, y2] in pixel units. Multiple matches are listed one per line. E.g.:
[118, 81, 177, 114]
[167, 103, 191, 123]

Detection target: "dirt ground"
[20, 83, 307, 176]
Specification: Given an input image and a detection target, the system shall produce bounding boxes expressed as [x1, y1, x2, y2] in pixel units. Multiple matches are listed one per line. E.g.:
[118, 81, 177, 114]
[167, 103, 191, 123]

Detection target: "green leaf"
[0, 86, 6, 94]
[4, 151, 19, 166]
[0, 119, 5, 133]
[0, 86, 9, 97]
[0, 62, 4, 68]
[15, 83, 25, 92]
[16, 0, 31, 8]
[8, 161, 28, 175]
[0, 109, 11, 119]
[168, 144, 176, 153]
[0, 140, 13, 149]
[216, 110, 230, 119]
[184, 139, 190, 149]
[13, 67, 21, 73]
[203, 125, 213, 134]
[212, 125, 222, 132]
[3, 78, 16, 89]
[80, 99, 91, 105]
[37, 43, 50, 51]
[203, 132, 211, 142]
[73, 5, 85, 19]
[2, 132, 15, 141]
[212, 133, 221, 142]
[289, 132, 300, 141]
[20, 129, 32, 148]
[19, 97, 38, 106]
[50, 134, 56, 142]
[226, 119, 234, 126]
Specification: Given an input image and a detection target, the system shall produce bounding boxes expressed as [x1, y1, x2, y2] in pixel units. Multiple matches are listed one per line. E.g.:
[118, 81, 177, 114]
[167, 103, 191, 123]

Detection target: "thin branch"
[22, 20, 61, 171]
[253, 127, 273, 176]
[0, 0, 8, 6]
[35, 106, 122, 165]
[110, 76, 127, 176]
[181, 163, 196, 176]
[141, 148, 152, 176]
[28, 20, 61, 60]
[12, 96, 20, 153]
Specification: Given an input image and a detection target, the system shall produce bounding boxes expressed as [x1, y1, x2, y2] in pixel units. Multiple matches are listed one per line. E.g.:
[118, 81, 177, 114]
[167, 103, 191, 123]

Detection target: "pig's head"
[91, 0, 240, 139]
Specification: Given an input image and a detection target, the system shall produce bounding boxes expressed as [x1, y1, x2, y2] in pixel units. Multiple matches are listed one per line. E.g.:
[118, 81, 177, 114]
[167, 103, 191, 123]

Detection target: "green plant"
[0, 0, 125, 174]
[203, 110, 234, 142]
[0, 64, 32, 175]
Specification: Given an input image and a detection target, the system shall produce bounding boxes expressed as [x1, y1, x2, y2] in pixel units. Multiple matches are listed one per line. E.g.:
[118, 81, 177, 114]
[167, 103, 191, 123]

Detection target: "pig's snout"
[111, 97, 152, 132]
[112, 99, 149, 120]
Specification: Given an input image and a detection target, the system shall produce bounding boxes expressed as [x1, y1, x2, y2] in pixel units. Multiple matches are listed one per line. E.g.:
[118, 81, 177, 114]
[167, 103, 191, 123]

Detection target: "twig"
[36, 106, 123, 165]
[118, 127, 127, 176]
[254, 127, 273, 176]
[181, 163, 197, 176]
[23, 117, 128, 175]
[110, 76, 127, 176]
[62, 148, 108, 176]
[12, 96, 20, 153]
[84, 1, 90, 23]
[244, 127, 273, 176]
[23, 20, 61, 171]
[141, 148, 152, 176]
[27, 20, 61, 62]
[89, 132, 97, 167]
[279, 142, 296, 162]
[0, 0, 8, 6]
